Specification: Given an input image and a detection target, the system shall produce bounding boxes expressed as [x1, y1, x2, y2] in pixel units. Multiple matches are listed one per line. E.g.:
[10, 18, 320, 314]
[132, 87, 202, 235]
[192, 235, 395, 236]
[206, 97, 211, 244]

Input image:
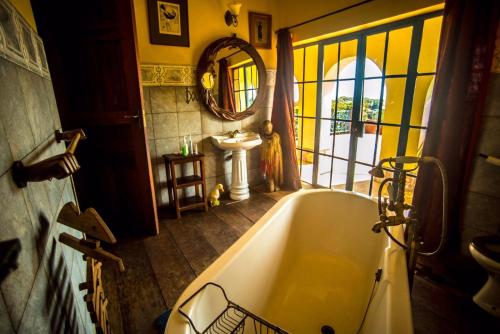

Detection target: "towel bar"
[12, 129, 86, 188]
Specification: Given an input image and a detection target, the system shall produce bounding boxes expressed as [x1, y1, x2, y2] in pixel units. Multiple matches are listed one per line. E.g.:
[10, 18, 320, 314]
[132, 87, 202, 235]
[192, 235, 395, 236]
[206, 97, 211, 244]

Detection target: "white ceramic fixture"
[165, 190, 413, 334]
[469, 236, 500, 318]
[211, 132, 262, 200]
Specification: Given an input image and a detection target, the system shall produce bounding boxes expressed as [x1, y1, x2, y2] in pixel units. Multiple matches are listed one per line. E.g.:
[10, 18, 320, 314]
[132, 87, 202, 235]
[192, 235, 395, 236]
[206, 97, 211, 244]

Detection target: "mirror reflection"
[203, 47, 259, 113]
[201, 72, 215, 89]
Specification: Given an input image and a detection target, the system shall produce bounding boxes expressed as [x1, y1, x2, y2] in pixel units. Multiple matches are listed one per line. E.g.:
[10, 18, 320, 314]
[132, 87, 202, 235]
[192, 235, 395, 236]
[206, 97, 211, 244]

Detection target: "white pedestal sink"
[211, 132, 262, 200]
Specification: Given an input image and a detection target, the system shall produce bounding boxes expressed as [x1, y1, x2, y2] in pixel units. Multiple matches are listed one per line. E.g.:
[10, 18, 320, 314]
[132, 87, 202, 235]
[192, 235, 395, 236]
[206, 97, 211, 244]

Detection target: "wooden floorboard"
[143, 224, 197, 308]
[181, 210, 241, 255]
[260, 189, 294, 202]
[253, 192, 280, 211]
[111, 240, 167, 334]
[231, 193, 276, 222]
[211, 204, 255, 237]
[252, 184, 294, 202]
[411, 275, 500, 333]
[165, 214, 220, 276]
[101, 264, 125, 334]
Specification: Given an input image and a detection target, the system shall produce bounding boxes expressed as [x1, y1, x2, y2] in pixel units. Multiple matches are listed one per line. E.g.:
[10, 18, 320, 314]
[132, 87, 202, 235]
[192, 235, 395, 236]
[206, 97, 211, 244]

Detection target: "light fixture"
[225, 2, 242, 27]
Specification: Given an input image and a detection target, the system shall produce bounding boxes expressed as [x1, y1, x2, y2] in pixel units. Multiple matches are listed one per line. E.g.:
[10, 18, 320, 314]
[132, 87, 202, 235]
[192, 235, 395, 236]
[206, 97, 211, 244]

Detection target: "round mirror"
[197, 37, 266, 121]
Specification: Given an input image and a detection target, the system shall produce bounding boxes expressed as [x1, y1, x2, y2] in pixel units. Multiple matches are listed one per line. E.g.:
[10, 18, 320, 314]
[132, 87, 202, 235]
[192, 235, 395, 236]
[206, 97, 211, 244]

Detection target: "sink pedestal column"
[230, 149, 250, 200]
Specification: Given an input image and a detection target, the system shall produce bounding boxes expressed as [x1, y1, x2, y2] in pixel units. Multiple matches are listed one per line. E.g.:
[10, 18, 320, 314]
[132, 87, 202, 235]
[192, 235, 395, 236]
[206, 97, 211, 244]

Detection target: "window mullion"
[312, 44, 325, 186]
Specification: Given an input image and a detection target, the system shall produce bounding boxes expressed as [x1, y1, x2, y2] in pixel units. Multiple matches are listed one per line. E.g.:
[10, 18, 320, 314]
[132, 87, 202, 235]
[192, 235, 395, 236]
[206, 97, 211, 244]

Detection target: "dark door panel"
[32, 0, 158, 236]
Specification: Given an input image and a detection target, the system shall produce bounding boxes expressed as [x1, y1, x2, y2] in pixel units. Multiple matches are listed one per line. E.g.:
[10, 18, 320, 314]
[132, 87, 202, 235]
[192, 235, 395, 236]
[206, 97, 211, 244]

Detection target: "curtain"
[413, 0, 499, 260]
[271, 29, 301, 190]
[218, 58, 236, 112]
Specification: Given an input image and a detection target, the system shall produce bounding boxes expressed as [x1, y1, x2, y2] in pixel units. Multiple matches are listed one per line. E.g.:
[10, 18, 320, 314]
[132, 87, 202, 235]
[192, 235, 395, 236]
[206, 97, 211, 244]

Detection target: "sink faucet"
[227, 129, 241, 138]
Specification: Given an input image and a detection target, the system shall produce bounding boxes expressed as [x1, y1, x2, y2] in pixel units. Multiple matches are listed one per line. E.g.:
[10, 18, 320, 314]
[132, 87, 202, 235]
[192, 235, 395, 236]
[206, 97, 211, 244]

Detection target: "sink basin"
[211, 132, 262, 201]
[211, 132, 262, 151]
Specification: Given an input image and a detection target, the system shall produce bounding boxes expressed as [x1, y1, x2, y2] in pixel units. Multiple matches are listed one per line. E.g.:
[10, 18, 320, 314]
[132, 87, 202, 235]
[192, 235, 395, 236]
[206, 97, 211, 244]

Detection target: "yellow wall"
[406, 16, 442, 157]
[133, 0, 277, 68]
[276, 0, 441, 44]
[132, 0, 441, 68]
[10, 0, 36, 30]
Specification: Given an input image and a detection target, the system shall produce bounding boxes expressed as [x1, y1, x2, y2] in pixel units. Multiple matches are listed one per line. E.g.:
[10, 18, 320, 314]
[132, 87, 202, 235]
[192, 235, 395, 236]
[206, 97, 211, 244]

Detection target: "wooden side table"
[162, 153, 208, 219]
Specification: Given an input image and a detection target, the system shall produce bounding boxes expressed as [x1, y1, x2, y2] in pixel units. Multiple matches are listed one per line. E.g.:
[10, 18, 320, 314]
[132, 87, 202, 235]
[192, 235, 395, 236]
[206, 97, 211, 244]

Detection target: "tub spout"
[372, 221, 384, 233]
[372, 215, 407, 233]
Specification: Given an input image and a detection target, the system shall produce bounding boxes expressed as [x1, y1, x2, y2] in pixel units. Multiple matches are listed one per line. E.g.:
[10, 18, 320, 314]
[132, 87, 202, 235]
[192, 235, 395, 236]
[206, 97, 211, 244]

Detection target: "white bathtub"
[166, 189, 413, 334]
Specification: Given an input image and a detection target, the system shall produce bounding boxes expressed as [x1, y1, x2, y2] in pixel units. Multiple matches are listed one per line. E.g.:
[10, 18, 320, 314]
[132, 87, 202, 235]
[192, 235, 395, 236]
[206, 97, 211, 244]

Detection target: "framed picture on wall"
[148, 0, 190, 47]
[249, 12, 272, 49]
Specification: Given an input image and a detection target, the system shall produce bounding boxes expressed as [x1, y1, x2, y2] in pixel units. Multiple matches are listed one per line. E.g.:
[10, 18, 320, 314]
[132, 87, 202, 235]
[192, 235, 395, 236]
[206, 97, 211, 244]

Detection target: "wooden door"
[32, 0, 158, 236]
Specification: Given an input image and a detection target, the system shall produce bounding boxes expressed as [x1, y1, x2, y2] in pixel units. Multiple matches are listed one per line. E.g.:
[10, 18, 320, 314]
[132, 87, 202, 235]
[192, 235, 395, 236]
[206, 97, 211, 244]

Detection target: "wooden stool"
[163, 153, 208, 219]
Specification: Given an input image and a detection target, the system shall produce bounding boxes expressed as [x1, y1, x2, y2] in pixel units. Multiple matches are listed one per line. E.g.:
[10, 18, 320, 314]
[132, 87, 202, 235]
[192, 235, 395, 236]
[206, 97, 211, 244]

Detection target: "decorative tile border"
[140, 64, 196, 86]
[0, 0, 49, 78]
[141, 64, 277, 87]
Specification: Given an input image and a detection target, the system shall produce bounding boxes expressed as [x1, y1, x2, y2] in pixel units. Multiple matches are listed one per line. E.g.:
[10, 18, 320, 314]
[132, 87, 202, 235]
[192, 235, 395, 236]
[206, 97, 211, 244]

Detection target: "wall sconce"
[225, 2, 242, 27]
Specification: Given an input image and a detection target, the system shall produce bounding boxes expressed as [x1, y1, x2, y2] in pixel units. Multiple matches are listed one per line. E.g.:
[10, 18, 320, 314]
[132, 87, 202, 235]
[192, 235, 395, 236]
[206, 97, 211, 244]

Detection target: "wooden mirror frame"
[196, 37, 267, 121]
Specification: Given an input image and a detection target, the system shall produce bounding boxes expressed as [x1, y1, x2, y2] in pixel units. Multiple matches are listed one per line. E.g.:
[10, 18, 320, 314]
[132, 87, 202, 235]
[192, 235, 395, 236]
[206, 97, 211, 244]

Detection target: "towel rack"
[56, 202, 119, 334]
[12, 129, 86, 188]
[55, 128, 86, 154]
[57, 202, 125, 272]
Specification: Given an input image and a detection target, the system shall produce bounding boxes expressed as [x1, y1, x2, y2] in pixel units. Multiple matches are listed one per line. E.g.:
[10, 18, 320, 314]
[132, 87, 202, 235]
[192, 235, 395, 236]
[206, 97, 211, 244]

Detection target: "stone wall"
[143, 70, 275, 209]
[0, 0, 93, 332]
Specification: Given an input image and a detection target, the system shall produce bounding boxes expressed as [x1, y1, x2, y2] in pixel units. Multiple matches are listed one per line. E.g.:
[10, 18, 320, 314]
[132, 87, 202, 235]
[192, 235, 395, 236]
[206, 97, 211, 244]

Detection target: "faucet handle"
[381, 197, 388, 211]
[227, 129, 242, 138]
[387, 182, 395, 202]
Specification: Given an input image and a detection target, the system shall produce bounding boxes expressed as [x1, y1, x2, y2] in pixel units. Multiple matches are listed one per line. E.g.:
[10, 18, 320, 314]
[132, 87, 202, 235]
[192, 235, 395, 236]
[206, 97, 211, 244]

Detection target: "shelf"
[171, 175, 203, 188]
[163, 153, 205, 164]
[163, 153, 207, 218]
[179, 196, 206, 211]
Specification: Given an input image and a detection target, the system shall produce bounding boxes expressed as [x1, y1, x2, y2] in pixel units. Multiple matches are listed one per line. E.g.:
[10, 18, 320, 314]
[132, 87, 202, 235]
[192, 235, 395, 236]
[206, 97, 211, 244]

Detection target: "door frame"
[294, 10, 443, 194]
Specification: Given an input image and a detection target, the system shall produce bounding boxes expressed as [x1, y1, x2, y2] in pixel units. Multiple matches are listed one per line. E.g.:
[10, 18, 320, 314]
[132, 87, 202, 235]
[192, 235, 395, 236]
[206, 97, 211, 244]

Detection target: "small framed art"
[249, 12, 272, 49]
[148, 0, 190, 47]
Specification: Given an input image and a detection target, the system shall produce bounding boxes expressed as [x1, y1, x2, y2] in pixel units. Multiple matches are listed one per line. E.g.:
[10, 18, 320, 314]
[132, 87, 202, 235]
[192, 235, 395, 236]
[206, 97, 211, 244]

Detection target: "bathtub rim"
[164, 189, 412, 334]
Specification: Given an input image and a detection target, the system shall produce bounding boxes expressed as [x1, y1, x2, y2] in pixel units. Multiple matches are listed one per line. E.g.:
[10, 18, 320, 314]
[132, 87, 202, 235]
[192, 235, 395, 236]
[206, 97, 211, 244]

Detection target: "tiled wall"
[0, 1, 93, 332]
[143, 70, 275, 209]
[455, 35, 500, 287]
[460, 71, 500, 255]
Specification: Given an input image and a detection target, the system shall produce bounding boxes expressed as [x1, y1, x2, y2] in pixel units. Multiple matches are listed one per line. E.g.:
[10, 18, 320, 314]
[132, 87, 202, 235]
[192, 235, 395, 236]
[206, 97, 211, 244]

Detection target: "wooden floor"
[102, 187, 500, 334]
[102, 188, 292, 334]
